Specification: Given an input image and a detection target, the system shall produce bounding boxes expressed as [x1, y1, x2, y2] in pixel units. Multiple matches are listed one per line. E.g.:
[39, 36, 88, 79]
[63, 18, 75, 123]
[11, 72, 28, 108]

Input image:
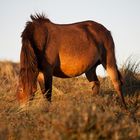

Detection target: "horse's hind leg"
[85, 66, 100, 95]
[102, 60, 127, 108]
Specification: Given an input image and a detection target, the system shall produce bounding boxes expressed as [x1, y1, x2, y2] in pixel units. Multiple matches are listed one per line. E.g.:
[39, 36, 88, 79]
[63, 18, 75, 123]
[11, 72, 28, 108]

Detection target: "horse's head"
[16, 78, 37, 105]
[17, 84, 27, 105]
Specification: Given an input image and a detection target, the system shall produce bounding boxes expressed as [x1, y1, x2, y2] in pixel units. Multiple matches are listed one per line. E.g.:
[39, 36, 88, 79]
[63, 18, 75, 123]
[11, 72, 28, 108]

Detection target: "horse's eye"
[18, 88, 23, 93]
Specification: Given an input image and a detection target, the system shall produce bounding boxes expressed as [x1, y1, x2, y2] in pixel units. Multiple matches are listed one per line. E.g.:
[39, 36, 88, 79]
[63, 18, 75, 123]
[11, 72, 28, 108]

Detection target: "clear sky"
[0, 0, 140, 75]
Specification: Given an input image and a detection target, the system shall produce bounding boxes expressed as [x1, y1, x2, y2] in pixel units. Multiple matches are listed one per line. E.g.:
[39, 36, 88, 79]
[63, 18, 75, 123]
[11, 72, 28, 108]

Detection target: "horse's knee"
[92, 81, 100, 95]
[85, 69, 100, 94]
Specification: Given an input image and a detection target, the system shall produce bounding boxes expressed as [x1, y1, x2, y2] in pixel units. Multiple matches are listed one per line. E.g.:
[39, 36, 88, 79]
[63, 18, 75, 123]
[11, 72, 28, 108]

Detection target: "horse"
[17, 14, 127, 108]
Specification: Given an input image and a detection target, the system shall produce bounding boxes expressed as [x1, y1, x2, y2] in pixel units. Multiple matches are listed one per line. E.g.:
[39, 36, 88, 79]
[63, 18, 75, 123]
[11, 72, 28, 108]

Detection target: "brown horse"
[17, 14, 127, 108]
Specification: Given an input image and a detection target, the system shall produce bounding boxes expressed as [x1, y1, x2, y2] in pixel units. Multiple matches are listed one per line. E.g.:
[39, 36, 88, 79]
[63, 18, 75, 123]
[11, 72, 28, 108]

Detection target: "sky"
[0, 0, 140, 75]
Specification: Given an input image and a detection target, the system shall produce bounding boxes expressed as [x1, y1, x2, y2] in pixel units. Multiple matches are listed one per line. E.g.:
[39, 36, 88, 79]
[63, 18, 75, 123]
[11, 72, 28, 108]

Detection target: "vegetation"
[0, 59, 139, 140]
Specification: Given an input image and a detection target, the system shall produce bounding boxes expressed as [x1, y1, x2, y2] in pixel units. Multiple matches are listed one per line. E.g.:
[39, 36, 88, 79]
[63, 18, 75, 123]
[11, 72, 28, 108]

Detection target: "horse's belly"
[53, 42, 100, 78]
[54, 62, 87, 78]
[60, 62, 88, 77]
[54, 55, 99, 78]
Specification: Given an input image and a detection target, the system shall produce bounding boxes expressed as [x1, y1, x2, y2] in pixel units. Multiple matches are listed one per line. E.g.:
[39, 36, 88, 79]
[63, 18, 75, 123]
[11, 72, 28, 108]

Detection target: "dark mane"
[30, 13, 50, 22]
[21, 13, 50, 38]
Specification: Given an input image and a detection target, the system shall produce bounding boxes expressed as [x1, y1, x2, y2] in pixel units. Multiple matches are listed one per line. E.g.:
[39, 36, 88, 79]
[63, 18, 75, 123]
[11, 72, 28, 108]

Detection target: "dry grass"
[0, 60, 140, 140]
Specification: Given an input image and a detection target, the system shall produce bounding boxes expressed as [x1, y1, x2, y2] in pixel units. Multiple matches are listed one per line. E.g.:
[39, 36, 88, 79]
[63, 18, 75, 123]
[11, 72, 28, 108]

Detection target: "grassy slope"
[0, 61, 139, 140]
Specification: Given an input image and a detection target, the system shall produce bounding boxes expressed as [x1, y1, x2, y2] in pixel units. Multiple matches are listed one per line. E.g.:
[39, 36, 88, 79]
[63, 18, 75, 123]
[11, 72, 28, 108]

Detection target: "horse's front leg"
[42, 68, 53, 102]
[37, 72, 45, 94]
[44, 75, 52, 101]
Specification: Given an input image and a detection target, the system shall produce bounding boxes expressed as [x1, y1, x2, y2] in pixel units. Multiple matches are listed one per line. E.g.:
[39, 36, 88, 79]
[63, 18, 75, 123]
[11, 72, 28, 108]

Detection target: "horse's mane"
[30, 13, 50, 22]
[21, 13, 50, 38]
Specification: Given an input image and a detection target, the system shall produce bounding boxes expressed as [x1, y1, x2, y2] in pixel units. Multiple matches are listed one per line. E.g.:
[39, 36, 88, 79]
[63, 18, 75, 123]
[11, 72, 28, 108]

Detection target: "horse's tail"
[17, 24, 39, 103]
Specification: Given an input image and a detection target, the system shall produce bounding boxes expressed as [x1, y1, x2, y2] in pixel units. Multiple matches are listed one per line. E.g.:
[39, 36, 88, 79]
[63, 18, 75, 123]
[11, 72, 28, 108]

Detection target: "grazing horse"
[17, 14, 127, 108]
